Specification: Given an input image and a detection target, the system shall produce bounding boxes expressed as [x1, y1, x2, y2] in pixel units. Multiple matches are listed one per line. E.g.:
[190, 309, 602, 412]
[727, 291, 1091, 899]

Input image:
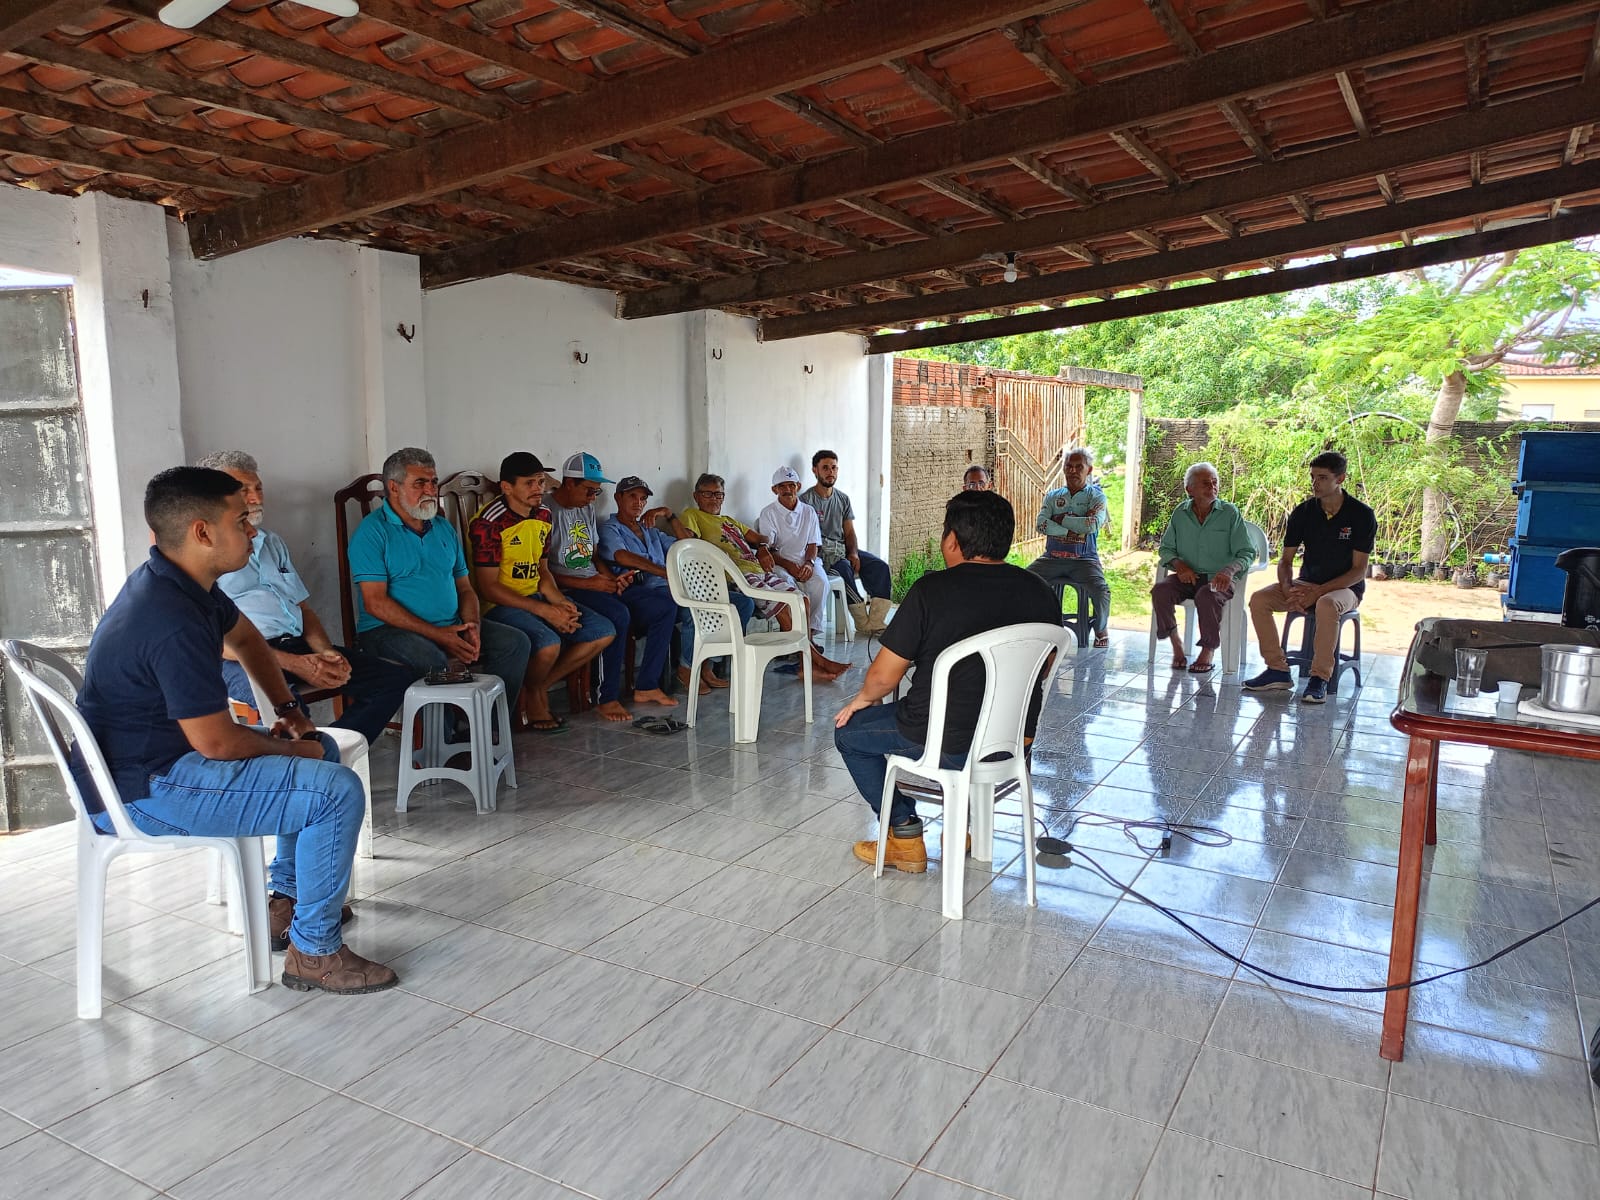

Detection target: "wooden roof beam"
[425, 0, 1578, 287]
[1010, 154, 1097, 205]
[867, 205, 1600, 353]
[1001, 18, 1084, 92]
[12, 36, 413, 148]
[1143, 0, 1204, 58]
[615, 76, 1600, 317]
[188, 0, 1065, 258]
[1108, 128, 1182, 186]
[919, 176, 1017, 221]
[0, 0, 104, 53]
[357, 0, 594, 94]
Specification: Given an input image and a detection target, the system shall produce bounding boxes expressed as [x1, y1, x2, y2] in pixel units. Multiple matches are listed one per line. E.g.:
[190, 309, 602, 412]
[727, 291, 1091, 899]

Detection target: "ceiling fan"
[158, 0, 358, 29]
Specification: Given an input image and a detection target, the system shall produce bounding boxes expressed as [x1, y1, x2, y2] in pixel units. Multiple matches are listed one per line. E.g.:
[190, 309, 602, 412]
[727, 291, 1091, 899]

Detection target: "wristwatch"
[272, 698, 300, 717]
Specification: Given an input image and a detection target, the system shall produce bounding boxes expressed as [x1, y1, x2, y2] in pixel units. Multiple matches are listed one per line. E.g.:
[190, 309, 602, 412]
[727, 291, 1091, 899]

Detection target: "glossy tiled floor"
[2, 630, 1599, 1199]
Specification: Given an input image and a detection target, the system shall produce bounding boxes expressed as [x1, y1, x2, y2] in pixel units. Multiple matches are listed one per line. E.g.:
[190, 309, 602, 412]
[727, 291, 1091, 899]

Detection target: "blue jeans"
[834, 701, 965, 828]
[569, 591, 632, 702]
[95, 734, 362, 956]
[222, 636, 414, 744]
[359, 621, 531, 712]
[482, 602, 612, 654]
[827, 550, 892, 602]
[678, 586, 756, 666]
[619, 584, 681, 692]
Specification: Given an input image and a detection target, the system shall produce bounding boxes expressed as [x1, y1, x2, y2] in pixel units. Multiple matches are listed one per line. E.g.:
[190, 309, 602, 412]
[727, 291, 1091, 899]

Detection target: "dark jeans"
[678, 587, 756, 666]
[570, 591, 632, 703]
[358, 621, 531, 713]
[222, 636, 414, 744]
[827, 550, 892, 602]
[618, 584, 681, 693]
[834, 701, 966, 828]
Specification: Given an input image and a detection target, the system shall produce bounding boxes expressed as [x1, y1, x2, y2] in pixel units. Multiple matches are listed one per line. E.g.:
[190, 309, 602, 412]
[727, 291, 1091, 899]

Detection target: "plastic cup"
[1455, 647, 1488, 697]
[1496, 680, 1523, 708]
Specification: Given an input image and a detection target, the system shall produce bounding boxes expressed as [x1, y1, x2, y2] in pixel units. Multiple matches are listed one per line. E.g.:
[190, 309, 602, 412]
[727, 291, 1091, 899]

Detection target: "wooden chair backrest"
[333, 473, 386, 647]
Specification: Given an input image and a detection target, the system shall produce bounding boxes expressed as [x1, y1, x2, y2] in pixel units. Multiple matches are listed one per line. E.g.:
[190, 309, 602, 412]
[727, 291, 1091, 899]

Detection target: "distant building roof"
[1502, 355, 1600, 378]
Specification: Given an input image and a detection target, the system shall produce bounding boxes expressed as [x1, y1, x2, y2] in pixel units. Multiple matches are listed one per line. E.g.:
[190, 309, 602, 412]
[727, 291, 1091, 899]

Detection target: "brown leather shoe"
[281, 944, 398, 994]
[269, 893, 354, 953]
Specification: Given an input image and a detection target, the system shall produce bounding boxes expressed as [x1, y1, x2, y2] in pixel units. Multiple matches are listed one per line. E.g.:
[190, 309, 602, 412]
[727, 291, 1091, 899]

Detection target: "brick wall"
[889, 405, 993, 569]
[892, 357, 994, 408]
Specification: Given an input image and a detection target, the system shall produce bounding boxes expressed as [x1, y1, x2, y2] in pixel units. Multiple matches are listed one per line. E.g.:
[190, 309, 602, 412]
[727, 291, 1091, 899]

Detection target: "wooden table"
[1383, 619, 1600, 1060]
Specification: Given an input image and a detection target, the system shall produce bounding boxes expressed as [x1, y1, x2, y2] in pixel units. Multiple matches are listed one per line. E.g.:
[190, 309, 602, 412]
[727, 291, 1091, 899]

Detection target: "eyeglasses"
[696, 490, 725, 499]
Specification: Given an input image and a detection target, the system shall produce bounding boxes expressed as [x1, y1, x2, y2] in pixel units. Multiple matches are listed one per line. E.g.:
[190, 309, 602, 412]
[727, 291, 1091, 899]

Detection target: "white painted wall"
[423, 274, 696, 515]
[0, 184, 884, 626]
[718, 319, 872, 525]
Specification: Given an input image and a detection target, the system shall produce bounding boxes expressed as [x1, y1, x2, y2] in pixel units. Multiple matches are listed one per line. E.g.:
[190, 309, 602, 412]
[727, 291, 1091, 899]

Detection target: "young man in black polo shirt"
[74, 467, 397, 994]
[1243, 451, 1377, 704]
[833, 490, 1060, 872]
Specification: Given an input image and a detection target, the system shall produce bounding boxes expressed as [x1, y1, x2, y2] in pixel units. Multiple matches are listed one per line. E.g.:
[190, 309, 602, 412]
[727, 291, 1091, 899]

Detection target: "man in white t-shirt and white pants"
[758, 465, 830, 646]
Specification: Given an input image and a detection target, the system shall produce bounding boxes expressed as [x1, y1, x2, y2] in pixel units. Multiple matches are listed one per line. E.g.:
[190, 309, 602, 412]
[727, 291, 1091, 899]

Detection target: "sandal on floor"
[1170, 655, 1188, 671]
[1093, 635, 1110, 648]
[633, 715, 689, 735]
[1188, 660, 1215, 674]
[526, 716, 570, 734]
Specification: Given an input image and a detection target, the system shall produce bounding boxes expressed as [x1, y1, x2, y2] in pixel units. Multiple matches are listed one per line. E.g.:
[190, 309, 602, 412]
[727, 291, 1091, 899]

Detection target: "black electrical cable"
[1065, 845, 1600, 995]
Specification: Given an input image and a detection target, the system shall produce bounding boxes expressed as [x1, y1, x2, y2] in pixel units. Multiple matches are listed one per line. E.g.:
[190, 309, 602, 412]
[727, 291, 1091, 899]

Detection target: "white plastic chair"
[2, 639, 272, 1018]
[875, 622, 1070, 920]
[1146, 519, 1269, 676]
[825, 573, 855, 643]
[667, 539, 813, 743]
[396, 674, 516, 813]
[205, 677, 376, 930]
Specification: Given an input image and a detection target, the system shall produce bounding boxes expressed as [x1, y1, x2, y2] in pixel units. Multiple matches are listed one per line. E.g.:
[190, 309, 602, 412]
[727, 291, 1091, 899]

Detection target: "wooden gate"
[992, 371, 1085, 557]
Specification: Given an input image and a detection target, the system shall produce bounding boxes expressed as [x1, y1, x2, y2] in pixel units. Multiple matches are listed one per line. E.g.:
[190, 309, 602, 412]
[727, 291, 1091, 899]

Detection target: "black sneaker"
[1242, 668, 1294, 692]
[1301, 677, 1329, 704]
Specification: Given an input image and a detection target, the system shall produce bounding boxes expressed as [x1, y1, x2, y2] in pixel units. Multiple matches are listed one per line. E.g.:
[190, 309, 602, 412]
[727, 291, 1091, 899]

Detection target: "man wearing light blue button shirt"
[198, 451, 413, 743]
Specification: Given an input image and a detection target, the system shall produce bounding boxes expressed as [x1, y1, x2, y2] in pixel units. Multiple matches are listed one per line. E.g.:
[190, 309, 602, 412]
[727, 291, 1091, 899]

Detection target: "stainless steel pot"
[1539, 644, 1600, 715]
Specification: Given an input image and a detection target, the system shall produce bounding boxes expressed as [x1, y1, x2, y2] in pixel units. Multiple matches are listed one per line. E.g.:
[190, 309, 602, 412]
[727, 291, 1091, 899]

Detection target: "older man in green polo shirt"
[1151, 461, 1256, 674]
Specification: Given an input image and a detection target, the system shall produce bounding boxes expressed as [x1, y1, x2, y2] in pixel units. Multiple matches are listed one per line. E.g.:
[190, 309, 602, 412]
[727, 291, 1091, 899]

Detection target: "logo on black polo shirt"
[1337, 527, 1352, 540]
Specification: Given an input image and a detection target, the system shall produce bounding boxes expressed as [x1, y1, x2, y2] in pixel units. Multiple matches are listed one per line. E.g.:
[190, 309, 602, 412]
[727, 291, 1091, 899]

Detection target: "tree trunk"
[1419, 370, 1467, 562]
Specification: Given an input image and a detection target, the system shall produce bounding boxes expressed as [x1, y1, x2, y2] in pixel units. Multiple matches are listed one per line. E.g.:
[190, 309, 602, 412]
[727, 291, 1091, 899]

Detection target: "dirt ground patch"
[1105, 550, 1506, 657]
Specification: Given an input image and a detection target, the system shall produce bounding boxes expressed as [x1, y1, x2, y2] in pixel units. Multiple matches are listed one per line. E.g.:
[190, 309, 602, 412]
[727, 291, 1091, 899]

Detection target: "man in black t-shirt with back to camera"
[1243, 451, 1376, 704]
[833, 490, 1060, 873]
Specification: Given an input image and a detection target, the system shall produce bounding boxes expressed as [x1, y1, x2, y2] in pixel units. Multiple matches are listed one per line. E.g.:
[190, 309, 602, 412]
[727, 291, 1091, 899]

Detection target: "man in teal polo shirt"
[349, 447, 530, 710]
[1151, 461, 1257, 673]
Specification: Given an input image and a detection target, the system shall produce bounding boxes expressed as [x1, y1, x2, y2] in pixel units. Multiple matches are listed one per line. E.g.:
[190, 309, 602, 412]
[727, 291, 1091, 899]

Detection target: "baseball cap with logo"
[614, 475, 652, 496]
[771, 465, 801, 487]
[562, 451, 614, 483]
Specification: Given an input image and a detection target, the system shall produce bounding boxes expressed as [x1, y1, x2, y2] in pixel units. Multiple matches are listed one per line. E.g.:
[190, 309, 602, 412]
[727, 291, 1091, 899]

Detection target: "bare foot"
[596, 700, 633, 722]
[633, 688, 679, 708]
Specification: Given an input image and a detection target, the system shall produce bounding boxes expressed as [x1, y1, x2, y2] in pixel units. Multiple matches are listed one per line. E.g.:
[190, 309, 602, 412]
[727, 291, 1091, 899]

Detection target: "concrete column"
[865, 350, 894, 560]
[687, 309, 732, 480]
[1121, 388, 1145, 552]
[73, 194, 185, 602]
[358, 247, 426, 470]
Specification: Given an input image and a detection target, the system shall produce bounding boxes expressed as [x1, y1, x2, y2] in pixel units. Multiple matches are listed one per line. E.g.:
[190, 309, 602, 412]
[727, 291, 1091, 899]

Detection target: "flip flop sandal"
[634, 715, 689, 735]
[528, 717, 570, 734]
[1188, 661, 1216, 674]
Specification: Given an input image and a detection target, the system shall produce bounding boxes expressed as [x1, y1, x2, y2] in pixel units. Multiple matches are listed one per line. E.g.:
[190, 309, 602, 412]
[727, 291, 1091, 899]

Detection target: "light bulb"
[1002, 252, 1018, 283]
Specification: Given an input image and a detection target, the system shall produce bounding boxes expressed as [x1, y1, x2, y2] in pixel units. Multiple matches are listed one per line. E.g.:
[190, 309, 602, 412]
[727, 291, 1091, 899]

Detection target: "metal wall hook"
[573, 350, 589, 364]
[803, 363, 814, 374]
[396, 322, 416, 342]
[710, 348, 723, 360]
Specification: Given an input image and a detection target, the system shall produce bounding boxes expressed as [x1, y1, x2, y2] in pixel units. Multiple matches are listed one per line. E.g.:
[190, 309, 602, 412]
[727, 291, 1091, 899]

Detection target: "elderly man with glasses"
[962, 465, 992, 492]
[1151, 461, 1257, 674]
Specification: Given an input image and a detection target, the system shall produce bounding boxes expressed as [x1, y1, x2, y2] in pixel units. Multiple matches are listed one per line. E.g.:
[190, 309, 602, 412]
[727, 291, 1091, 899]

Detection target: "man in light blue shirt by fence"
[1027, 447, 1112, 647]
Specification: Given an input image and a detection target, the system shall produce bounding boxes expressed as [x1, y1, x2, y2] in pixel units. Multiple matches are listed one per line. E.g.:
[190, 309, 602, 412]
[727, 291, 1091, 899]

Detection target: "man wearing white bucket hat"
[758, 465, 831, 648]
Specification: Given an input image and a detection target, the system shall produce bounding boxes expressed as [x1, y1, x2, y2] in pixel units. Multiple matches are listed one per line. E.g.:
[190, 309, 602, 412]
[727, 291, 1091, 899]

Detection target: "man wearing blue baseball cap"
[547, 451, 634, 722]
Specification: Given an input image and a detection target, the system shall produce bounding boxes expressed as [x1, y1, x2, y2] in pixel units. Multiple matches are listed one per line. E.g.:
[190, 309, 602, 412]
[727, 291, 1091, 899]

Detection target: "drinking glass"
[1455, 647, 1488, 697]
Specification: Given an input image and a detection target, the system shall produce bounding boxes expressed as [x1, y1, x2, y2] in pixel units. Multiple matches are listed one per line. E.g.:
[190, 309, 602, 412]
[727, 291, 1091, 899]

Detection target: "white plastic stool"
[826, 573, 856, 643]
[396, 674, 516, 813]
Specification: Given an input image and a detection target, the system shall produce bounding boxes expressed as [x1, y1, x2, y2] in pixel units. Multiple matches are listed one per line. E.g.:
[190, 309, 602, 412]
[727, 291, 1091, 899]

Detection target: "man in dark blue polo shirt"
[74, 467, 398, 995]
[348, 446, 530, 710]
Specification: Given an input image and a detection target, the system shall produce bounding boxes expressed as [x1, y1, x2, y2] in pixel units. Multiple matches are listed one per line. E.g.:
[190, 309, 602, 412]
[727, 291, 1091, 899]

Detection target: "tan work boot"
[847, 601, 870, 635]
[853, 828, 928, 873]
[269, 893, 354, 953]
[282, 944, 399, 994]
[866, 597, 893, 635]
